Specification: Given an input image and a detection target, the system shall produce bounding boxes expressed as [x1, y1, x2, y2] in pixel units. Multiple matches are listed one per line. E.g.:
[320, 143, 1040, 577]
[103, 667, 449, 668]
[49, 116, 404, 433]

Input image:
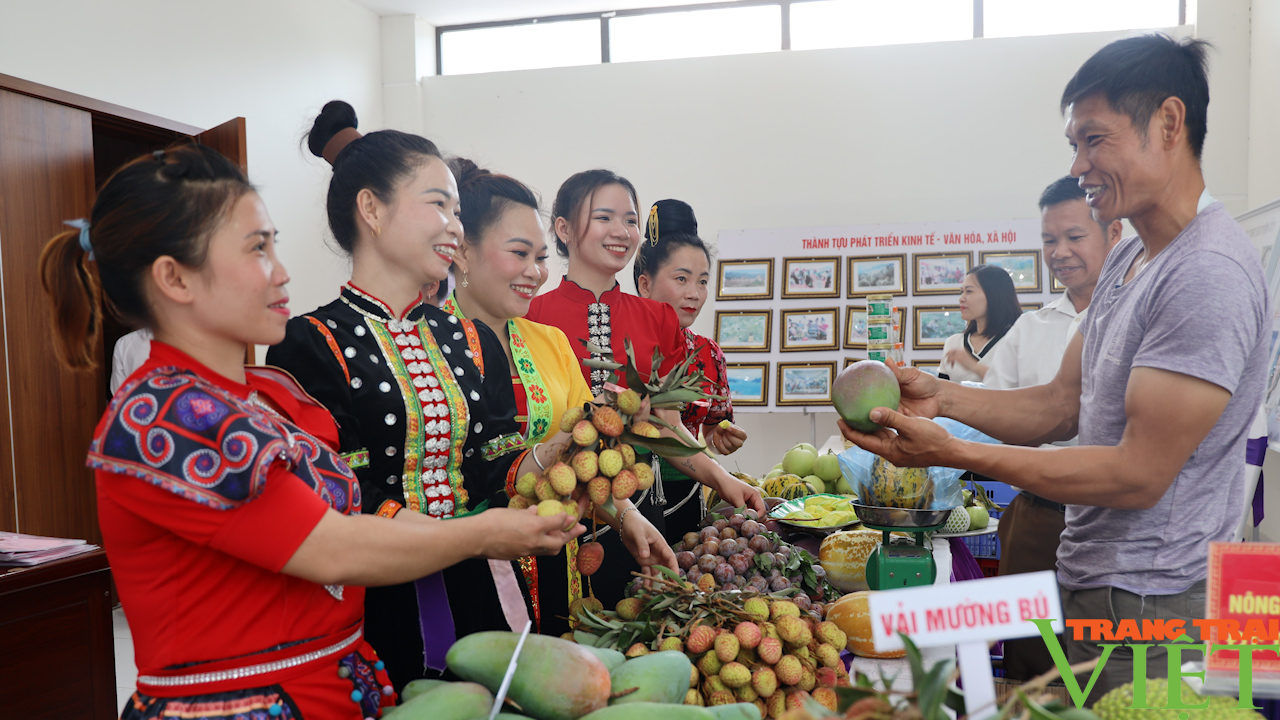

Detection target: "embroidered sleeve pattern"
[375, 499, 403, 518]
[88, 369, 361, 515]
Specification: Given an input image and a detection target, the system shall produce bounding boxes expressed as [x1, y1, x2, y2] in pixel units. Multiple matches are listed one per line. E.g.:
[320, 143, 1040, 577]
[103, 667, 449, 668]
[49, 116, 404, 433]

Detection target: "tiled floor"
[113, 607, 137, 713]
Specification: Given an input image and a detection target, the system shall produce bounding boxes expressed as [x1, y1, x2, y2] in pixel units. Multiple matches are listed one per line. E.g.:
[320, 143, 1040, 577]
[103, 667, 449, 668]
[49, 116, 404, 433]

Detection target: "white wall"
[0, 0, 384, 326]
[1252, 0, 1280, 210]
[416, 19, 1254, 476]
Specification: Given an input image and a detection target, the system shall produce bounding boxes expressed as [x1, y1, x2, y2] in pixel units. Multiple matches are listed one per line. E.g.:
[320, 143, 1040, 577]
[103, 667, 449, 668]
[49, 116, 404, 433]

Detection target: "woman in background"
[41, 144, 576, 719]
[443, 157, 674, 636]
[633, 199, 748, 541]
[937, 263, 1022, 382]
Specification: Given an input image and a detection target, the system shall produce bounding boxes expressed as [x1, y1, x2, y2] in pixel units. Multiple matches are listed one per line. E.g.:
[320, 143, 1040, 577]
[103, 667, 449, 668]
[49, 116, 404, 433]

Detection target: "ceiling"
[348, 0, 730, 27]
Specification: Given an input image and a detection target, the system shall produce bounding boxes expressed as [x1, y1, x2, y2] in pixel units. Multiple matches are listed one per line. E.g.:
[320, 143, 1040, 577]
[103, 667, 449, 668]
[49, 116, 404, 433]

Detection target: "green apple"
[966, 505, 990, 531]
[782, 447, 817, 477]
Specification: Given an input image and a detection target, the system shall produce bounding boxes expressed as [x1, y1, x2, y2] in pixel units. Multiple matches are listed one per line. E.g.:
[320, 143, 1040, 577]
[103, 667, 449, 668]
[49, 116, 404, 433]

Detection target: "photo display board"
[716, 218, 1047, 412]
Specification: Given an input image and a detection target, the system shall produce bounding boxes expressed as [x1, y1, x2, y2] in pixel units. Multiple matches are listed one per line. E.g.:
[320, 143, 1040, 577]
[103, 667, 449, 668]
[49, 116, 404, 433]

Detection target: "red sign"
[1205, 542, 1280, 673]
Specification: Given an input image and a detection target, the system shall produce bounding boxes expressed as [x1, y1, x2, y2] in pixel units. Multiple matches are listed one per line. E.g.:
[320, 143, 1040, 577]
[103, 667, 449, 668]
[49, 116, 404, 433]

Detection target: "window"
[439, 19, 601, 76]
[790, 0, 972, 51]
[609, 5, 782, 64]
[983, 0, 1181, 38]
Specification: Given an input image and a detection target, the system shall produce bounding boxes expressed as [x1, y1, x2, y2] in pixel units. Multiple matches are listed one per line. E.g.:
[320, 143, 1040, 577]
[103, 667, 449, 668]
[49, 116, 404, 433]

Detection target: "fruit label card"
[1205, 542, 1280, 674]
[866, 570, 1063, 652]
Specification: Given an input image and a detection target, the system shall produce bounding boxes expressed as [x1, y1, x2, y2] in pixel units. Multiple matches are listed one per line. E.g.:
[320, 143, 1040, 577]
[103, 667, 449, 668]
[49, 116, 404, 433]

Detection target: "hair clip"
[64, 219, 93, 259]
[648, 204, 659, 247]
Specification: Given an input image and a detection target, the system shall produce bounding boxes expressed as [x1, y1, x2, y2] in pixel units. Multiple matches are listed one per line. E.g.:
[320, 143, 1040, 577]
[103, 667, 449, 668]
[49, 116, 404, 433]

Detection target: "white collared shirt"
[983, 296, 1081, 448]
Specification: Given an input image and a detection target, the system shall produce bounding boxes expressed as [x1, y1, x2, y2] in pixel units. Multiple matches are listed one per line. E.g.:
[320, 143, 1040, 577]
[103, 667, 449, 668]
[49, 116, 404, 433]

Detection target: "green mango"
[581, 645, 627, 673]
[400, 678, 448, 703]
[609, 651, 692, 705]
[447, 632, 611, 720]
[706, 702, 763, 720]
[393, 681, 493, 720]
[582, 703, 715, 720]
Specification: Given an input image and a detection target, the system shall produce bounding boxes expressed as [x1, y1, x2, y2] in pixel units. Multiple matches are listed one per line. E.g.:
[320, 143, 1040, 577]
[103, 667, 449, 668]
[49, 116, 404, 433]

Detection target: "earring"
[462, 274, 470, 288]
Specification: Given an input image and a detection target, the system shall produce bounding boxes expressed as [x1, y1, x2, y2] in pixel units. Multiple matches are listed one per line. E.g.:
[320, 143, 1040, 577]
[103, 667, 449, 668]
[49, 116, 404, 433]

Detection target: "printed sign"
[866, 570, 1063, 652]
[1206, 542, 1280, 674]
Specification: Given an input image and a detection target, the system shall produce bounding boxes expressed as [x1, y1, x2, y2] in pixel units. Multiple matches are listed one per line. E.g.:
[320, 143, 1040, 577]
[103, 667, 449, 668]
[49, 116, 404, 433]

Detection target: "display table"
[847, 539, 957, 693]
[0, 549, 116, 719]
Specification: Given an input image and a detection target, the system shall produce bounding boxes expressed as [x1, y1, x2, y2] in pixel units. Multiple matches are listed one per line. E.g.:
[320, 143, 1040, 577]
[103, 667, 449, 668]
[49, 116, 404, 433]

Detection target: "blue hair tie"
[64, 219, 92, 259]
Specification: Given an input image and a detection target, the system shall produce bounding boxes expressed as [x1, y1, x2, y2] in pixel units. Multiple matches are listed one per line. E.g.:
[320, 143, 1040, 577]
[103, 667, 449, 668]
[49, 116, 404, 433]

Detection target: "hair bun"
[646, 199, 698, 242]
[306, 100, 359, 159]
[447, 157, 490, 187]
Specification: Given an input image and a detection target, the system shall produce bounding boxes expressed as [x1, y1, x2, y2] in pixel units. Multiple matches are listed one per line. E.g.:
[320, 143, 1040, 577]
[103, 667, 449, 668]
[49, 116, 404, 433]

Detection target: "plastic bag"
[836, 417, 999, 510]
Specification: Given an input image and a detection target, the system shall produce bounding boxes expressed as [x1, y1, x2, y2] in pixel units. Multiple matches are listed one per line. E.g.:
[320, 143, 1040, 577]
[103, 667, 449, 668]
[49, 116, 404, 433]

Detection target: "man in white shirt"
[982, 176, 1120, 680]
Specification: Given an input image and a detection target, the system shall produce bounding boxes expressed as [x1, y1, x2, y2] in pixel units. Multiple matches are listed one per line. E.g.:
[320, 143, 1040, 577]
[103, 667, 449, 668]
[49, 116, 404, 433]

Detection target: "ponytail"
[38, 143, 252, 372]
[39, 228, 102, 369]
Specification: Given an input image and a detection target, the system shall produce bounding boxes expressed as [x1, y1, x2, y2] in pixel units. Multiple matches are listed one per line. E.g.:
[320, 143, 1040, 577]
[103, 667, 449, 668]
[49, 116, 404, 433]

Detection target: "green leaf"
[656, 565, 682, 583]
[834, 686, 881, 713]
[944, 686, 966, 716]
[650, 388, 708, 406]
[620, 432, 707, 458]
[917, 657, 955, 720]
[573, 630, 601, 647]
[581, 608, 623, 631]
[582, 358, 624, 370]
[901, 632, 926, 691]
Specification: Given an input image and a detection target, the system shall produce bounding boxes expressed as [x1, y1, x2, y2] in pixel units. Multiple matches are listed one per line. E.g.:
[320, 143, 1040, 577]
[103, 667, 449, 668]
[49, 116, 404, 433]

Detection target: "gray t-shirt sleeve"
[1130, 251, 1265, 395]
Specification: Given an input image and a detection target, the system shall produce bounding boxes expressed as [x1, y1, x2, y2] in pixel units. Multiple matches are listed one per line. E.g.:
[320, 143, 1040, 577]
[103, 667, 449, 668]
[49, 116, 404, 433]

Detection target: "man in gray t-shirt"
[840, 34, 1270, 704]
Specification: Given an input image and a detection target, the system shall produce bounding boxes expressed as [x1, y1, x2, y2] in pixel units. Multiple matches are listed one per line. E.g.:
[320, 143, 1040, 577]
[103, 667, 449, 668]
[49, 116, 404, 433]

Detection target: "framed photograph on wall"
[912, 359, 942, 376]
[782, 257, 840, 299]
[725, 362, 769, 406]
[847, 254, 907, 297]
[717, 259, 774, 301]
[777, 362, 836, 406]
[913, 305, 966, 349]
[781, 308, 839, 352]
[980, 250, 1042, 293]
[844, 305, 906, 350]
[1051, 275, 1066, 293]
[715, 310, 772, 353]
[913, 252, 972, 296]
[1021, 302, 1043, 313]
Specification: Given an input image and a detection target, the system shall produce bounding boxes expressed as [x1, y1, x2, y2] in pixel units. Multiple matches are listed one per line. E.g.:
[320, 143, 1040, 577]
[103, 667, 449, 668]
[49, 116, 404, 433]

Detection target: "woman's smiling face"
[458, 203, 548, 321]
[565, 183, 640, 277]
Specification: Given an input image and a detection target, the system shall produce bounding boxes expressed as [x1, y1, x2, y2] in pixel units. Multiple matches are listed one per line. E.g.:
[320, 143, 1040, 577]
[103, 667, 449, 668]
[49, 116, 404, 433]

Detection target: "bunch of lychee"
[624, 597, 851, 718]
[508, 388, 661, 575]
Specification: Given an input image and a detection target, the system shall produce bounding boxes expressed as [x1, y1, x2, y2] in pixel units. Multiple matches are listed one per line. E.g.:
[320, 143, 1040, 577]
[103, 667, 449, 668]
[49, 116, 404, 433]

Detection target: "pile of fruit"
[572, 574, 853, 717]
[940, 485, 995, 533]
[861, 457, 933, 510]
[777, 496, 859, 529]
[664, 506, 837, 606]
[761, 444, 852, 497]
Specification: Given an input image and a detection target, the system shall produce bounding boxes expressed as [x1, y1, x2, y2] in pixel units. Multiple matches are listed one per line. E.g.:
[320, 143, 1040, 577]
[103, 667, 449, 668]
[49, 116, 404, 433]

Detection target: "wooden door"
[197, 117, 257, 364]
[0, 89, 101, 541]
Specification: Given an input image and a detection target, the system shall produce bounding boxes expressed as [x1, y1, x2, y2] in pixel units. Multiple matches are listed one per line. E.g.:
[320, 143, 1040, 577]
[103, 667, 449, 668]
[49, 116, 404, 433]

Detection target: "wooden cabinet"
[0, 550, 115, 718]
[0, 74, 246, 545]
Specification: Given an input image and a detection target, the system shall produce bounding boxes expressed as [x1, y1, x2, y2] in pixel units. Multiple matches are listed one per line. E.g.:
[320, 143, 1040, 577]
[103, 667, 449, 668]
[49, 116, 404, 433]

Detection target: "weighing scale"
[852, 503, 949, 589]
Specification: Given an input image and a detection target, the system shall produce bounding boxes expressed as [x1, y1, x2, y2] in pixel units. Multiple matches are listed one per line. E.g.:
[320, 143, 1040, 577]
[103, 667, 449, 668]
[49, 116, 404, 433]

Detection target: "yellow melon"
[818, 529, 881, 593]
[825, 591, 906, 659]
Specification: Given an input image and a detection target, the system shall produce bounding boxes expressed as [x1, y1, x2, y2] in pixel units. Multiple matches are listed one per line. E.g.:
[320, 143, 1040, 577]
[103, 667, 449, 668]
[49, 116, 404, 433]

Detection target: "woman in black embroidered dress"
[267, 102, 593, 690]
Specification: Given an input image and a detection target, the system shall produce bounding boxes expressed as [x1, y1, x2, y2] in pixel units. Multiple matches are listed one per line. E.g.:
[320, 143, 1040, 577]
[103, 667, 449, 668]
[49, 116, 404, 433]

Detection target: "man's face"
[1041, 198, 1115, 294]
[1064, 93, 1174, 223]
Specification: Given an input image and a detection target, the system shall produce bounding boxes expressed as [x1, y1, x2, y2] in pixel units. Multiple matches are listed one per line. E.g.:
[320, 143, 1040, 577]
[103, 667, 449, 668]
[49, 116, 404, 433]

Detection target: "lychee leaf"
[573, 630, 601, 647]
[582, 608, 623, 631]
[582, 358, 624, 370]
[656, 565, 682, 583]
[620, 432, 706, 457]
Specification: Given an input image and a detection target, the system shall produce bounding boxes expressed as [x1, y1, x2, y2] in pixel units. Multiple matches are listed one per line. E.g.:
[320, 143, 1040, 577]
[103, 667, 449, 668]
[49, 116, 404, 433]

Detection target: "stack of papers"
[0, 531, 99, 567]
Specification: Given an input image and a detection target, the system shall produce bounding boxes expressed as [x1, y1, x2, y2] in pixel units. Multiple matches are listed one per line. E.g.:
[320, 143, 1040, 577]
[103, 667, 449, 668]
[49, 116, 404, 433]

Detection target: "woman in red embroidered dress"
[39, 145, 580, 720]
[525, 170, 765, 598]
[633, 199, 749, 542]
